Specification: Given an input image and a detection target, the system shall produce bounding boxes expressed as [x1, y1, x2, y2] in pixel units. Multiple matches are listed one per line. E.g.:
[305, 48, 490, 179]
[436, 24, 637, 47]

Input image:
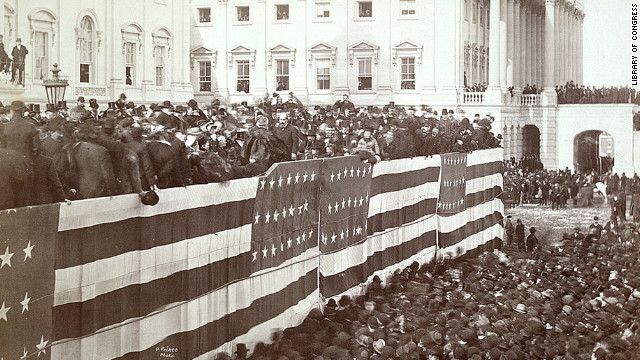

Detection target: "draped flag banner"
[0, 149, 503, 360]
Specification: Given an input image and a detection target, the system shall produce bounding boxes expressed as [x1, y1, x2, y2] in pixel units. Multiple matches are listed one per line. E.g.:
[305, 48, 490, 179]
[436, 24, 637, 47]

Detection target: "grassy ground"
[504, 198, 612, 247]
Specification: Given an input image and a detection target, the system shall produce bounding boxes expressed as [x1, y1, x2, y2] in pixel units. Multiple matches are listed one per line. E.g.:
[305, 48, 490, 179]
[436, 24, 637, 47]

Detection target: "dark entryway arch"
[574, 130, 614, 173]
[522, 125, 540, 157]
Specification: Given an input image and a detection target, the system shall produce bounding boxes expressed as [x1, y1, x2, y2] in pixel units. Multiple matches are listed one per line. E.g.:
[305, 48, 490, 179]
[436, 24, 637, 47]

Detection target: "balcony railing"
[462, 92, 485, 104]
[520, 94, 540, 106]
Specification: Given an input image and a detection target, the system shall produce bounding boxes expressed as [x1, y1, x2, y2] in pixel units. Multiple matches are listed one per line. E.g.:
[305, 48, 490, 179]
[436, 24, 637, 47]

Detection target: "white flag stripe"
[195, 290, 320, 360]
[51, 257, 317, 360]
[53, 224, 252, 306]
[439, 222, 504, 257]
[465, 173, 503, 195]
[367, 181, 440, 218]
[58, 177, 259, 231]
[466, 148, 503, 167]
[251, 246, 320, 277]
[371, 156, 440, 178]
[436, 198, 503, 233]
[320, 215, 437, 276]
[326, 244, 438, 306]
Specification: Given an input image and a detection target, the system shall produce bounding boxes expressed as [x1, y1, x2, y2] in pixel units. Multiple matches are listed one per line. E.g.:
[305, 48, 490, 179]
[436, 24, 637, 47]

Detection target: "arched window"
[78, 16, 94, 83]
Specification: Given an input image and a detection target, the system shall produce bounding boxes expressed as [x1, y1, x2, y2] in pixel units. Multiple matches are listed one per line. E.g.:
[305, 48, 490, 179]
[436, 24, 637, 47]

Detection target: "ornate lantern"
[43, 63, 69, 105]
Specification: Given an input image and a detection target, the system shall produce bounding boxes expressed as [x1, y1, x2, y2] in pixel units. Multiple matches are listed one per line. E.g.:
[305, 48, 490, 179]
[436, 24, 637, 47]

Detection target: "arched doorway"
[522, 125, 540, 157]
[573, 130, 614, 173]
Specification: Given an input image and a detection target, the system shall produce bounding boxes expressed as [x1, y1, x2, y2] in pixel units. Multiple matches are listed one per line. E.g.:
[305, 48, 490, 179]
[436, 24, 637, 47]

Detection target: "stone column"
[488, 0, 502, 91]
[525, 8, 532, 86]
[542, 0, 556, 94]
[578, 15, 583, 84]
[513, 0, 521, 90]
[532, 11, 538, 89]
[507, 0, 514, 87]
[515, 126, 523, 159]
[500, 0, 508, 89]
[519, 3, 526, 90]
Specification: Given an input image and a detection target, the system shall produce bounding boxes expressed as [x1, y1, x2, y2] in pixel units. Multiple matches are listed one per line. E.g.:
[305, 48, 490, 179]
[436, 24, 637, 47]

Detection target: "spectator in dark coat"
[123, 127, 156, 191]
[525, 227, 538, 252]
[272, 113, 300, 161]
[147, 131, 184, 189]
[0, 147, 28, 210]
[70, 127, 118, 199]
[515, 219, 525, 251]
[32, 154, 66, 205]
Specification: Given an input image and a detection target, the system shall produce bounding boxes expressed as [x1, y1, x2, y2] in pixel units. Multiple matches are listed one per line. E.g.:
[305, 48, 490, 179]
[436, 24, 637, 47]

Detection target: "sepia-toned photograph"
[0, 0, 639, 359]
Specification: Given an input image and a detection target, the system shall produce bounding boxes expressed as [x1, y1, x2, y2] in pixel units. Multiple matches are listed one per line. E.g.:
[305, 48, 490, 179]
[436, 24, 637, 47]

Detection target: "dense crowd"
[557, 82, 639, 105]
[221, 215, 640, 360]
[0, 93, 501, 210]
[502, 156, 640, 223]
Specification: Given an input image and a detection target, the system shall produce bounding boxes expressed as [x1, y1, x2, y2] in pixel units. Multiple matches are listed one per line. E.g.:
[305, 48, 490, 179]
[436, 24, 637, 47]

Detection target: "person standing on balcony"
[0, 35, 10, 73]
[10, 38, 28, 86]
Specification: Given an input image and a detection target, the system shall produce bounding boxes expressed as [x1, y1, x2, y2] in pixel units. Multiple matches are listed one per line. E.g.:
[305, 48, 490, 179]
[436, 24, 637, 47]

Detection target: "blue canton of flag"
[438, 153, 467, 214]
[0, 204, 58, 360]
[251, 160, 322, 272]
[319, 156, 372, 253]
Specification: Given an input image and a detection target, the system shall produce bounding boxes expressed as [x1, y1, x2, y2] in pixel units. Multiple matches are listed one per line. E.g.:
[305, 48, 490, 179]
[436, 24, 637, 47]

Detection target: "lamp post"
[43, 63, 68, 106]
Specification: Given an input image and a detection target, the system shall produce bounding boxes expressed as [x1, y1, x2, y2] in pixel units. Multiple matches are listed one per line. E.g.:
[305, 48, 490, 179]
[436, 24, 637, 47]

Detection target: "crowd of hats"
[220, 227, 640, 360]
[556, 81, 639, 105]
[1, 93, 503, 207]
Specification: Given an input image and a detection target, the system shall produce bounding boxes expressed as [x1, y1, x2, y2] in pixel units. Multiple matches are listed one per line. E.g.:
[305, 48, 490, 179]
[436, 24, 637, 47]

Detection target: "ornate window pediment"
[28, 9, 57, 43]
[121, 22, 143, 55]
[348, 40, 379, 66]
[267, 44, 296, 67]
[152, 27, 172, 55]
[228, 45, 256, 68]
[191, 45, 218, 69]
[392, 41, 423, 66]
[307, 42, 337, 67]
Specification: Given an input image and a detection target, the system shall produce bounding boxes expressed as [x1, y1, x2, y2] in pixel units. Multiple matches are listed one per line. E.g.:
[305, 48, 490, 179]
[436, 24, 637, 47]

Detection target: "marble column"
[565, 5, 570, 82]
[532, 12, 538, 89]
[526, 8, 533, 86]
[513, 0, 521, 90]
[488, 0, 502, 90]
[500, 0, 508, 89]
[520, 4, 526, 89]
[507, 0, 514, 87]
[543, 0, 555, 92]
[579, 15, 583, 84]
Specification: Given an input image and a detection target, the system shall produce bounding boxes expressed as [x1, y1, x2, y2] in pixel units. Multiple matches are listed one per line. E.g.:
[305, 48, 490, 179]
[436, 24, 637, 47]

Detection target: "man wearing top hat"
[69, 96, 88, 122]
[115, 93, 127, 110]
[10, 37, 28, 86]
[56, 100, 69, 118]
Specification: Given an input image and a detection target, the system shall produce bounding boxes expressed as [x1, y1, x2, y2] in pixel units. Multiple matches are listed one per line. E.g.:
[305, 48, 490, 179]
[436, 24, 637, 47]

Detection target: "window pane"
[155, 47, 164, 86]
[237, 60, 249, 93]
[401, 0, 416, 15]
[316, 2, 330, 18]
[400, 57, 415, 90]
[34, 31, 48, 80]
[276, 59, 289, 91]
[237, 6, 250, 21]
[80, 64, 90, 83]
[198, 8, 211, 23]
[316, 59, 330, 90]
[358, 2, 372, 17]
[276, 5, 289, 20]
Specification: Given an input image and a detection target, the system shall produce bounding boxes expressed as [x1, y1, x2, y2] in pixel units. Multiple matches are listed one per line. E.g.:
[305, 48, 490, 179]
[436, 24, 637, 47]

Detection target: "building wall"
[0, 0, 193, 106]
[190, 0, 465, 107]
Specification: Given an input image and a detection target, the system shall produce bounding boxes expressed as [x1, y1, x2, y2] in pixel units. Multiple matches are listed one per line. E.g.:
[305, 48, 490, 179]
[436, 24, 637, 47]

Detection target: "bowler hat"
[10, 100, 26, 111]
[141, 190, 159, 206]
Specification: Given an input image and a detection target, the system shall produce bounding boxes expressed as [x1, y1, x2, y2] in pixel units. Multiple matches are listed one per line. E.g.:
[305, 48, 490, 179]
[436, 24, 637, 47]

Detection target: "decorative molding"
[228, 45, 257, 68]
[307, 42, 337, 68]
[267, 44, 296, 68]
[391, 41, 423, 66]
[191, 46, 218, 69]
[152, 27, 172, 56]
[28, 9, 57, 45]
[348, 40, 380, 66]
[121, 22, 144, 55]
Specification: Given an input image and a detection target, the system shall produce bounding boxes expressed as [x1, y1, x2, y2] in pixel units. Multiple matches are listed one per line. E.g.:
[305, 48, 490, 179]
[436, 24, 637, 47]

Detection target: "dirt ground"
[504, 197, 613, 247]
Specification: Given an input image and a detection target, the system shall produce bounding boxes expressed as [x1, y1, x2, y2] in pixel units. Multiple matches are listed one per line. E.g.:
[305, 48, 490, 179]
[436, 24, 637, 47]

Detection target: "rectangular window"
[464, 0, 469, 21]
[472, 2, 477, 24]
[400, 57, 416, 90]
[155, 46, 165, 86]
[357, 58, 372, 91]
[315, 1, 330, 18]
[80, 64, 90, 83]
[34, 31, 48, 81]
[199, 61, 212, 92]
[198, 8, 211, 24]
[275, 59, 290, 91]
[276, 4, 289, 20]
[237, 6, 250, 22]
[400, 0, 416, 16]
[237, 60, 250, 93]
[358, 1, 372, 18]
[316, 58, 330, 90]
[124, 42, 135, 86]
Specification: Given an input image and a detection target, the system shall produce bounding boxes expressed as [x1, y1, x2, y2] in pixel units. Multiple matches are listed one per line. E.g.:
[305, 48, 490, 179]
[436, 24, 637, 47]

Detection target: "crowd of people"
[557, 82, 640, 105]
[503, 155, 640, 223]
[0, 92, 502, 210]
[221, 215, 640, 360]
